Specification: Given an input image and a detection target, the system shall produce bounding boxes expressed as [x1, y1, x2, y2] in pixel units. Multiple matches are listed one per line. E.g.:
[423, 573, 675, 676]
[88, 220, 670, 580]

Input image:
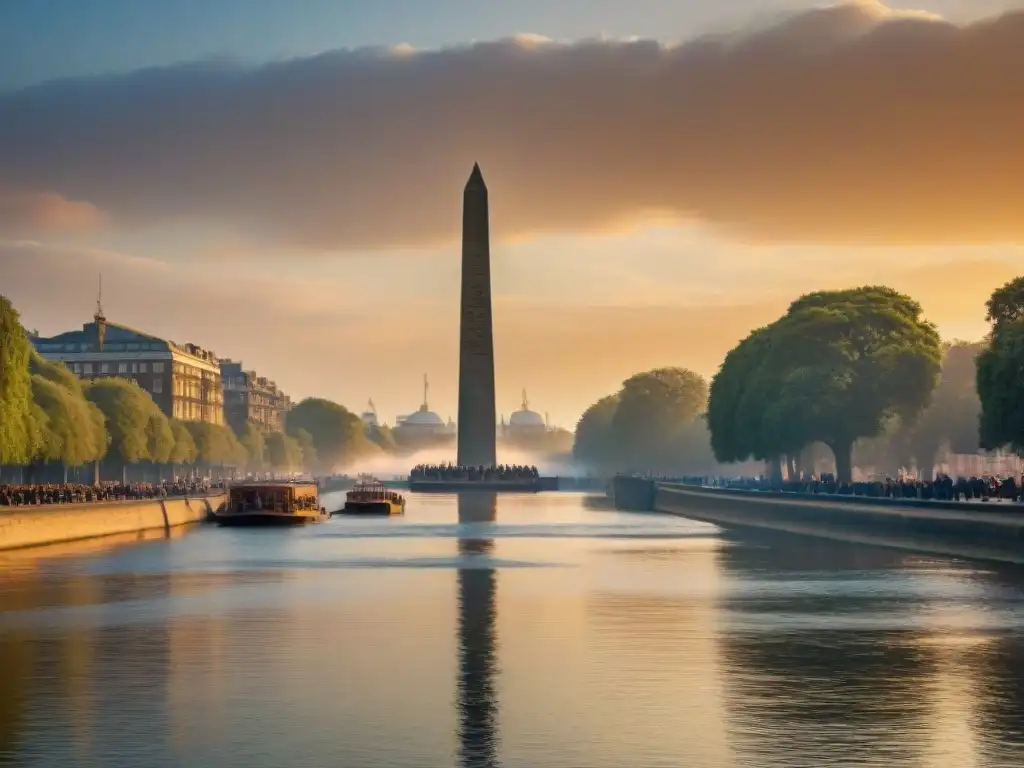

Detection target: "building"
[394, 375, 455, 446]
[360, 400, 380, 430]
[31, 302, 225, 425]
[220, 360, 291, 434]
[504, 390, 547, 440]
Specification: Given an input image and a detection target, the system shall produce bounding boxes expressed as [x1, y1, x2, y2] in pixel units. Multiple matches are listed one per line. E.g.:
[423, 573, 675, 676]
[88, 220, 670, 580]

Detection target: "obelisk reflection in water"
[456, 492, 500, 768]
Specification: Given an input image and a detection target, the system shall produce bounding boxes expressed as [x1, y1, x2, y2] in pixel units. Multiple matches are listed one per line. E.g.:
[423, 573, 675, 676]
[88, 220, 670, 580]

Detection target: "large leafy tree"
[184, 421, 247, 468]
[977, 276, 1024, 452]
[611, 368, 708, 473]
[708, 287, 943, 483]
[239, 421, 267, 471]
[0, 297, 38, 465]
[168, 419, 197, 466]
[572, 394, 620, 470]
[286, 398, 369, 473]
[85, 378, 156, 466]
[29, 355, 107, 469]
[266, 431, 304, 473]
[896, 341, 983, 478]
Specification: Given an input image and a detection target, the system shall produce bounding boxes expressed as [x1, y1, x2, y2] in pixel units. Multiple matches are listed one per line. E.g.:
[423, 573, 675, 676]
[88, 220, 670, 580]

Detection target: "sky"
[2, 0, 1023, 429]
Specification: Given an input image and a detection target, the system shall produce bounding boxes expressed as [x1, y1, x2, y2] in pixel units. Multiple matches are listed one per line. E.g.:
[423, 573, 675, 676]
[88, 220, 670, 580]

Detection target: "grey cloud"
[1, 1, 1023, 249]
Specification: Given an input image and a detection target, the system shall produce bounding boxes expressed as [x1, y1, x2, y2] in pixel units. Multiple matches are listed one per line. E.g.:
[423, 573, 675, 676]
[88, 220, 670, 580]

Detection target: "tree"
[85, 378, 155, 467]
[239, 421, 267, 471]
[29, 362, 107, 470]
[610, 368, 708, 473]
[897, 341, 983, 478]
[184, 421, 247, 470]
[145, 411, 175, 466]
[266, 431, 303, 473]
[366, 423, 397, 453]
[707, 287, 943, 483]
[572, 394, 620, 470]
[168, 419, 197, 466]
[977, 277, 1024, 453]
[292, 428, 317, 469]
[0, 297, 37, 465]
[286, 398, 369, 473]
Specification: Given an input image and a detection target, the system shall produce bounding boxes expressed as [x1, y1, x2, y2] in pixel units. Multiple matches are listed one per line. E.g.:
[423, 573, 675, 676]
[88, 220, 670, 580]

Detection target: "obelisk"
[457, 163, 497, 467]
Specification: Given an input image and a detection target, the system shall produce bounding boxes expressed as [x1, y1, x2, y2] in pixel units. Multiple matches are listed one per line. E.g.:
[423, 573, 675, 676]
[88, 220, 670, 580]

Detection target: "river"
[2, 491, 1024, 767]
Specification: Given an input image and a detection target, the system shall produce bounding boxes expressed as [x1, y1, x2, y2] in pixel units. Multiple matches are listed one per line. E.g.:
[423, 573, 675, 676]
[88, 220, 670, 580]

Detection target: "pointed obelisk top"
[465, 162, 486, 190]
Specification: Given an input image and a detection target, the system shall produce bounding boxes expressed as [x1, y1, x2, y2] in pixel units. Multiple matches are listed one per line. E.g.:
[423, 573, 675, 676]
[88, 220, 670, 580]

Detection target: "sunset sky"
[2, 0, 1022, 429]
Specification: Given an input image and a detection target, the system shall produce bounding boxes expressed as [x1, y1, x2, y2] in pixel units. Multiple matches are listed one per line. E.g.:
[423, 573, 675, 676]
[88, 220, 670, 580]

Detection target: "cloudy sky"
[2, 0, 1022, 429]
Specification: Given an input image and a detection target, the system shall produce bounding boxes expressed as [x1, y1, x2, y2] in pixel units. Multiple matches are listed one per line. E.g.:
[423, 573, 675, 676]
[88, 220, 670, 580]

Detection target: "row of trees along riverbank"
[573, 280, 1024, 483]
[0, 297, 388, 482]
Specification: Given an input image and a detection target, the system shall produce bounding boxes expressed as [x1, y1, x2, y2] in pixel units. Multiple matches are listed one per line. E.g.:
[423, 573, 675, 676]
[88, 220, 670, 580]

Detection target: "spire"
[465, 162, 486, 190]
[95, 273, 105, 320]
[368, 398, 376, 416]
[521, 388, 529, 411]
[422, 373, 430, 410]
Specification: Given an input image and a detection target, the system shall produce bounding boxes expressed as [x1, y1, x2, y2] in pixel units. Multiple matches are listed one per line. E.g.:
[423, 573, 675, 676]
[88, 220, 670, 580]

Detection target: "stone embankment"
[0, 494, 227, 551]
[609, 476, 1024, 564]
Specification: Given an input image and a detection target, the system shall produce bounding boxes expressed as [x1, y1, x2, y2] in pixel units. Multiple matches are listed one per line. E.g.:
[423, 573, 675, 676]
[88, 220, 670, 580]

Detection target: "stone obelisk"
[456, 163, 497, 467]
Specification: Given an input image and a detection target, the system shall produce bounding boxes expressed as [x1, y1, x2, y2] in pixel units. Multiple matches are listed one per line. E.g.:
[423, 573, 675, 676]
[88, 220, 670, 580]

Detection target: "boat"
[215, 481, 330, 526]
[341, 479, 406, 515]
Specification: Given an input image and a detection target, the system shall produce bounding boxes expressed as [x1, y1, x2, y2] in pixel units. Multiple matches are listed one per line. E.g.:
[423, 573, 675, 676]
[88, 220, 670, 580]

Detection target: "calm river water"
[2, 491, 1024, 767]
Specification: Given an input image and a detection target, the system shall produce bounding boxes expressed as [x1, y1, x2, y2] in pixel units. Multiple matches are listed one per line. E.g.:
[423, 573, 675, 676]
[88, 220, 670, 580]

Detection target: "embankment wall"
[653, 483, 1024, 564]
[0, 493, 228, 551]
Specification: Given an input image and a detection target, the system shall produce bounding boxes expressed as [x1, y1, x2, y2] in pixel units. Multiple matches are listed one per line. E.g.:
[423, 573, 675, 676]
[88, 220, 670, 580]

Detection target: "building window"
[130, 363, 138, 374]
[139, 363, 148, 373]
[153, 379, 163, 394]
[118, 363, 128, 374]
[82, 363, 93, 374]
[153, 362, 164, 373]
[100, 363, 110, 374]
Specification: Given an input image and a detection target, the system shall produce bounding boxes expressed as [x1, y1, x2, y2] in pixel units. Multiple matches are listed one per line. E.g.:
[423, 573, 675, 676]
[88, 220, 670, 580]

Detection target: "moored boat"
[216, 481, 329, 526]
[342, 480, 406, 515]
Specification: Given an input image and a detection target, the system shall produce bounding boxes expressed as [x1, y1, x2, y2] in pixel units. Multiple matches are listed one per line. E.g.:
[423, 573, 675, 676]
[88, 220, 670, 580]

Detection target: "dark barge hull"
[213, 512, 328, 526]
[339, 502, 404, 515]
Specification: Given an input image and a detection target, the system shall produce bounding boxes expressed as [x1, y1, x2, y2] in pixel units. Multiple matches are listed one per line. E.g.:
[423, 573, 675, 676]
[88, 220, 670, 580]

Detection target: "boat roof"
[232, 481, 317, 490]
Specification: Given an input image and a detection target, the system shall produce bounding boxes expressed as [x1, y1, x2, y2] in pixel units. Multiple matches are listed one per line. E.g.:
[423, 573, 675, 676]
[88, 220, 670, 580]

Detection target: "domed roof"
[509, 389, 545, 427]
[509, 409, 545, 427]
[403, 404, 445, 427]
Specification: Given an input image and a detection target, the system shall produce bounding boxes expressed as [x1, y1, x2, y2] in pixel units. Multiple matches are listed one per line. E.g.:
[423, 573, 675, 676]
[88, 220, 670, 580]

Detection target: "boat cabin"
[230, 482, 320, 515]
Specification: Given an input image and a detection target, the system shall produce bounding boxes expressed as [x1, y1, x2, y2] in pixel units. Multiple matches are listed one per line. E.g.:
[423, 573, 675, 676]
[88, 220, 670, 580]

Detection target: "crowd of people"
[692, 473, 1024, 503]
[0, 479, 223, 507]
[411, 463, 540, 482]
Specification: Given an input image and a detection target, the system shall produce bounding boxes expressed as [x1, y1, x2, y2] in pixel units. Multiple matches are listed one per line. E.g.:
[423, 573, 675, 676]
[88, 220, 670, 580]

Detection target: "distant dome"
[402, 404, 444, 427]
[509, 409, 545, 427]
[509, 389, 545, 428]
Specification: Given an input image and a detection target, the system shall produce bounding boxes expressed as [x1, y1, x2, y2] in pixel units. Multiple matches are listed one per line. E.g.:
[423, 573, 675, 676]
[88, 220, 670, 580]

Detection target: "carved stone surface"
[457, 164, 497, 467]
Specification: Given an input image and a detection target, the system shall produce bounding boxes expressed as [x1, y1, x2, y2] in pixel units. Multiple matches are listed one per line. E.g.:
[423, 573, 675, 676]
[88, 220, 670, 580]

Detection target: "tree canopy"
[977, 276, 1024, 452]
[286, 398, 369, 473]
[239, 421, 267, 471]
[29, 355, 107, 467]
[85, 377, 161, 465]
[0, 297, 38, 465]
[573, 368, 715, 475]
[183, 421, 247, 467]
[266, 431, 304, 473]
[707, 286, 943, 483]
[168, 419, 197, 465]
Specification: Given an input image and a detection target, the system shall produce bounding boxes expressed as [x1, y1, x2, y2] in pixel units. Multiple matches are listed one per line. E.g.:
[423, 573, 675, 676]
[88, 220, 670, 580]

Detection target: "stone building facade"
[220, 360, 291, 434]
[31, 307, 224, 425]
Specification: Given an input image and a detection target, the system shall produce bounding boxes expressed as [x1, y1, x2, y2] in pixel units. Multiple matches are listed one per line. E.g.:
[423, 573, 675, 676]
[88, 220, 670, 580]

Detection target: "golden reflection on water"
[3, 495, 1024, 767]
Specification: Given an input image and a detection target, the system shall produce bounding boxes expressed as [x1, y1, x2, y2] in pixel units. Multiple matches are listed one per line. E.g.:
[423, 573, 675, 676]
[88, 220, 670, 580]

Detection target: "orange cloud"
[1, 2, 1023, 249]
[0, 190, 106, 235]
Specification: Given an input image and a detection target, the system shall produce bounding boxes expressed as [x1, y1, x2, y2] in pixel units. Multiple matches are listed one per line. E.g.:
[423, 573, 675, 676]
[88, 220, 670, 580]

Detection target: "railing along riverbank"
[0, 493, 228, 551]
[608, 476, 1024, 564]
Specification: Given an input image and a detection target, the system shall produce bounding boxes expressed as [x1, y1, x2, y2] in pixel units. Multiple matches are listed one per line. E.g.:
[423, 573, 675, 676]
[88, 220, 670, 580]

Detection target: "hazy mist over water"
[3, 492, 1024, 767]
